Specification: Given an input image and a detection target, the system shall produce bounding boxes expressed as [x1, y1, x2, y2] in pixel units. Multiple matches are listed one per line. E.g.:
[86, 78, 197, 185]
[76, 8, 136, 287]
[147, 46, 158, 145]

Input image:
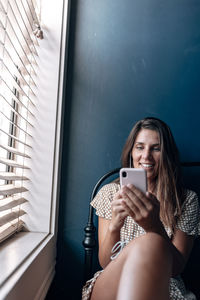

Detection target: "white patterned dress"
[82, 183, 200, 300]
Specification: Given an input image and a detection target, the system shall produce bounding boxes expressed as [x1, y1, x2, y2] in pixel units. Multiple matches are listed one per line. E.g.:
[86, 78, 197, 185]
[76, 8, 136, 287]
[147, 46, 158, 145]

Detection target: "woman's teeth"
[141, 163, 153, 168]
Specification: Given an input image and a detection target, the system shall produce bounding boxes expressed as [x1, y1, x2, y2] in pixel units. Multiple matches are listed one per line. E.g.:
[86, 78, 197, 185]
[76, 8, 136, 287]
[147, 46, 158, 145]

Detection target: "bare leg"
[91, 233, 172, 300]
[117, 233, 172, 300]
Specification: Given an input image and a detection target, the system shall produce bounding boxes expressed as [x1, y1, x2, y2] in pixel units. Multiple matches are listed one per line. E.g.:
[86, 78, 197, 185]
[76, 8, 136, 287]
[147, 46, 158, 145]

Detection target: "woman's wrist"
[108, 222, 121, 234]
[99, 223, 121, 268]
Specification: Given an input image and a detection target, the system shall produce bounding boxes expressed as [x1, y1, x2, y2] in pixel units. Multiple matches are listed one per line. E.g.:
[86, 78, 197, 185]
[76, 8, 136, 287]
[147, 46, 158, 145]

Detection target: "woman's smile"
[131, 129, 161, 186]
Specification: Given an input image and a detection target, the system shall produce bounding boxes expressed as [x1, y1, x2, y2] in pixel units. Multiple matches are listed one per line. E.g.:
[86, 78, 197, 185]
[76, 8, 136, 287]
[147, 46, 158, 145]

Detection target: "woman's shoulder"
[98, 182, 120, 195]
[183, 189, 198, 201]
[176, 188, 200, 236]
[181, 188, 199, 210]
[90, 182, 120, 217]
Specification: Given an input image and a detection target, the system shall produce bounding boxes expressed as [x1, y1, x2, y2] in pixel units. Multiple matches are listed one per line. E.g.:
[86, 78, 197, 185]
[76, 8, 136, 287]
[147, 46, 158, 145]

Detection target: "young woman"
[82, 117, 200, 300]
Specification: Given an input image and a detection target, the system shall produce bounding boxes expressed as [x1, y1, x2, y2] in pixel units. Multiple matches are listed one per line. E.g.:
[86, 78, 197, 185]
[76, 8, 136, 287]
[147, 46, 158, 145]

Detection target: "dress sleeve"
[176, 190, 200, 237]
[90, 183, 120, 220]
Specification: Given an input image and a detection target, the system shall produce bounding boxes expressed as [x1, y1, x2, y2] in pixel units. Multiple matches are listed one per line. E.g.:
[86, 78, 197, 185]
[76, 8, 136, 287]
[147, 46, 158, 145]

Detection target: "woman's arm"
[150, 222, 194, 276]
[171, 228, 194, 276]
[98, 217, 120, 268]
[98, 190, 128, 268]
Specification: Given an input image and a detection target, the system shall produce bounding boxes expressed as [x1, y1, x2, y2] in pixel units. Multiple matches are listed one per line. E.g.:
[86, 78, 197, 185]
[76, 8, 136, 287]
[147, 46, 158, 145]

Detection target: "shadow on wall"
[45, 239, 83, 300]
[44, 1, 83, 299]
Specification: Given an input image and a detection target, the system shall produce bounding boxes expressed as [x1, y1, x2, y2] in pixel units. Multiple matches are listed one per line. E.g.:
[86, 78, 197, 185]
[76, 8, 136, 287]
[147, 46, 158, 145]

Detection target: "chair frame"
[82, 167, 120, 282]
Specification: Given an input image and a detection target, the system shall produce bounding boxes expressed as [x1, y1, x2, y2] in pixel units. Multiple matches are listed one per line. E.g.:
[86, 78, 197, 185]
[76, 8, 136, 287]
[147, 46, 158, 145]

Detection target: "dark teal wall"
[47, 1, 200, 299]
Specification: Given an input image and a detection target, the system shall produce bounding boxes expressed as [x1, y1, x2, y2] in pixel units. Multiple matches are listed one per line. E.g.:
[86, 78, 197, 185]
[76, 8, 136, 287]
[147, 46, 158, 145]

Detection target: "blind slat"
[0, 144, 31, 158]
[1, 40, 37, 90]
[1, 45, 36, 94]
[0, 14, 38, 68]
[0, 37, 36, 75]
[0, 197, 27, 211]
[0, 219, 25, 243]
[0, 184, 28, 196]
[0, 36, 37, 85]
[0, 128, 32, 148]
[8, 1, 39, 56]
[18, 0, 38, 34]
[1, 62, 36, 103]
[1, 79, 35, 111]
[0, 111, 33, 138]
[0, 111, 33, 139]
[0, 157, 30, 169]
[0, 1, 5, 13]
[0, 92, 35, 123]
[0, 172, 29, 181]
[0, 23, 37, 79]
[0, 210, 26, 226]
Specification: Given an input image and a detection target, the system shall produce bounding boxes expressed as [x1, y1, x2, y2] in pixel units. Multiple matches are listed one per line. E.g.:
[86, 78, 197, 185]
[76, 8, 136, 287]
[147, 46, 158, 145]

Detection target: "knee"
[136, 232, 169, 251]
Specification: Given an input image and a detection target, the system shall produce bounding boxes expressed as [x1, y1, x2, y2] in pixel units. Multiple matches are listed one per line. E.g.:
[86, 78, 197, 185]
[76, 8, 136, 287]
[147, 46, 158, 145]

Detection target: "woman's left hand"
[120, 184, 162, 232]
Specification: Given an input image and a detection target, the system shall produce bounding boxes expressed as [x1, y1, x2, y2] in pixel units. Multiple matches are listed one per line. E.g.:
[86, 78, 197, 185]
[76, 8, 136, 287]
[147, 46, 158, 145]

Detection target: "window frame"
[0, 0, 70, 298]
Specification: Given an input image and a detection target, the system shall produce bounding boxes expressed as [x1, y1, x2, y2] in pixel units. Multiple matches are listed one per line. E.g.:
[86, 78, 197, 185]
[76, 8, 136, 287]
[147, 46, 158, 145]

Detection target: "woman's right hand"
[109, 190, 129, 232]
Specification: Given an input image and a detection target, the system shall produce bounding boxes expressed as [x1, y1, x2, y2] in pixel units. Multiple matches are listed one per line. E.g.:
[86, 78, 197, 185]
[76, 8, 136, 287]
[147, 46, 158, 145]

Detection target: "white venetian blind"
[0, 0, 42, 243]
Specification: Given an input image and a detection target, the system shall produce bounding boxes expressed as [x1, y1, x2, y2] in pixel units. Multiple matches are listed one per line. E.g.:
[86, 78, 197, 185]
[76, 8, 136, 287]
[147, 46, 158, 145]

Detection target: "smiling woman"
[82, 117, 200, 300]
[121, 117, 184, 232]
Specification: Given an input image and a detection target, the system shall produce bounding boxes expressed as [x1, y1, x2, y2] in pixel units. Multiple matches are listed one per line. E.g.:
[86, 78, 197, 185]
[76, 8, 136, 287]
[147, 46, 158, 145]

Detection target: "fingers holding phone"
[120, 185, 161, 232]
[110, 191, 129, 232]
[119, 168, 161, 231]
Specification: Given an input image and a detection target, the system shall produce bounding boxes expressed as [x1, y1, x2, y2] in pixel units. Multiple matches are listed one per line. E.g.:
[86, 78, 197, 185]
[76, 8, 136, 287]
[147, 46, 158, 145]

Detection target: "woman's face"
[131, 129, 161, 185]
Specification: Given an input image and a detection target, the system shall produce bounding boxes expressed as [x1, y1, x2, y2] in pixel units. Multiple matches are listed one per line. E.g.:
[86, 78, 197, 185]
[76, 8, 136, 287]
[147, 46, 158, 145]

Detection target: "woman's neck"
[148, 181, 157, 195]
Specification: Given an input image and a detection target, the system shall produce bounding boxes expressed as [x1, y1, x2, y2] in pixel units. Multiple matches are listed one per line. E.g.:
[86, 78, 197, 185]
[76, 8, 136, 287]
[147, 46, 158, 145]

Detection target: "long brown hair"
[121, 117, 184, 231]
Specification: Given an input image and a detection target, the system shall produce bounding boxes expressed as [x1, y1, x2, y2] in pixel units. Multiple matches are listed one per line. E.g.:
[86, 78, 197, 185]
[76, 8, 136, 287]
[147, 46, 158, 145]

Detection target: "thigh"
[91, 236, 149, 300]
[91, 233, 172, 300]
[91, 246, 129, 300]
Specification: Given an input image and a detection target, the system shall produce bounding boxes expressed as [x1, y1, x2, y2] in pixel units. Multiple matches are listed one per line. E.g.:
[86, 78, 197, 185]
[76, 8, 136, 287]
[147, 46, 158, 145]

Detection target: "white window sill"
[0, 232, 55, 300]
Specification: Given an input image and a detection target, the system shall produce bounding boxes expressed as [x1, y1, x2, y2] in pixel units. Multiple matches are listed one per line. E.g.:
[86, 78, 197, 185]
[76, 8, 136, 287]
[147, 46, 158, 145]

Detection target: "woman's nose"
[142, 149, 152, 159]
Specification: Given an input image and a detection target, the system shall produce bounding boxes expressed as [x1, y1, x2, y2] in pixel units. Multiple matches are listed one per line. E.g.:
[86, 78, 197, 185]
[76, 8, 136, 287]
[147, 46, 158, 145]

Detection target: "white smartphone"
[120, 168, 147, 194]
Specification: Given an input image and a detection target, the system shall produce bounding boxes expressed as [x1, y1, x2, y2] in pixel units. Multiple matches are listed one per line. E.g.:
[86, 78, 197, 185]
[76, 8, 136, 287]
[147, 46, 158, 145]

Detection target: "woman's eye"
[136, 146, 143, 150]
[153, 147, 160, 151]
